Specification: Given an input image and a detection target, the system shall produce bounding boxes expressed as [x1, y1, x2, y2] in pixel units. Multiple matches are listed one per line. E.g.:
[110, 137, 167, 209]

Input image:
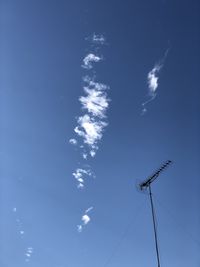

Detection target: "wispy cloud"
[83, 76, 108, 91]
[25, 247, 33, 262]
[82, 153, 87, 159]
[85, 206, 93, 213]
[74, 114, 107, 150]
[147, 64, 162, 96]
[80, 87, 108, 118]
[69, 138, 77, 145]
[142, 48, 170, 114]
[77, 225, 83, 233]
[82, 53, 102, 70]
[86, 33, 106, 46]
[74, 76, 109, 158]
[92, 33, 106, 45]
[80, 78, 109, 118]
[72, 168, 93, 189]
[77, 207, 93, 232]
[12, 207, 25, 238]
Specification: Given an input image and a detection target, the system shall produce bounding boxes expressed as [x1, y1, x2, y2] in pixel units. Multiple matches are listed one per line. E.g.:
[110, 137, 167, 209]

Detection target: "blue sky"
[1, 0, 200, 266]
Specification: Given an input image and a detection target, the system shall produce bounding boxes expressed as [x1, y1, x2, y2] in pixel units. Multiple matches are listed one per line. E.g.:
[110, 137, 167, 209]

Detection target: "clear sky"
[1, 0, 200, 266]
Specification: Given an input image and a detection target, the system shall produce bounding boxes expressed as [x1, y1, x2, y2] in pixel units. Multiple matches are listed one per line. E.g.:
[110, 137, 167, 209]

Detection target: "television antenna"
[138, 160, 172, 267]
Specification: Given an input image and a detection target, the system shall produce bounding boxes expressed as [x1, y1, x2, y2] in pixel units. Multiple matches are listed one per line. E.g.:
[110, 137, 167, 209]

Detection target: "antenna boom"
[140, 160, 172, 190]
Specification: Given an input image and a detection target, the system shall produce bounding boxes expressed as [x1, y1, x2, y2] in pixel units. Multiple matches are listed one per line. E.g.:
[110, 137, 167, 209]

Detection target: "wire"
[102, 200, 146, 267]
[153, 194, 200, 249]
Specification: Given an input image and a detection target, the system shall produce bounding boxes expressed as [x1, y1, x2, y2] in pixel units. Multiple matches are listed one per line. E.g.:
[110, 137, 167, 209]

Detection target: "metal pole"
[149, 185, 161, 267]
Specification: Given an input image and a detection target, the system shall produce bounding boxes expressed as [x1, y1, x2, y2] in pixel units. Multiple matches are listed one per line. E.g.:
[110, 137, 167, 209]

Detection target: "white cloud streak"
[85, 206, 93, 213]
[147, 64, 162, 96]
[82, 53, 102, 70]
[142, 48, 170, 114]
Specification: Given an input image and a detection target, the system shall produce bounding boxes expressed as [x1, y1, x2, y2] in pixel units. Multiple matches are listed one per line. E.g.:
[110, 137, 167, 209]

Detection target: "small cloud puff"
[77, 207, 93, 233]
[82, 214, 90, 225]
[92, 34, 106, 45]
[82, 153, 88, 159]
[69, 138, 77, 145]
[25, 247, 33, 262]
[90, 150, 96, 157]
[72, 168, 92, 189]
[82, 53, 102, 70]
[77, 225, 83, 232]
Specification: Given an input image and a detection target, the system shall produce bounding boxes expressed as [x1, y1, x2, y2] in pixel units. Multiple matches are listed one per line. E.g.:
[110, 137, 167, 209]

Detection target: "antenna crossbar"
[139, 160, 172, 190]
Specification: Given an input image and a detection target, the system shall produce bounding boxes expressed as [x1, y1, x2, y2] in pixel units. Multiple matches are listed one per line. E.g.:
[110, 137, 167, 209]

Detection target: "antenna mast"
[139, 160, 172, 267]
